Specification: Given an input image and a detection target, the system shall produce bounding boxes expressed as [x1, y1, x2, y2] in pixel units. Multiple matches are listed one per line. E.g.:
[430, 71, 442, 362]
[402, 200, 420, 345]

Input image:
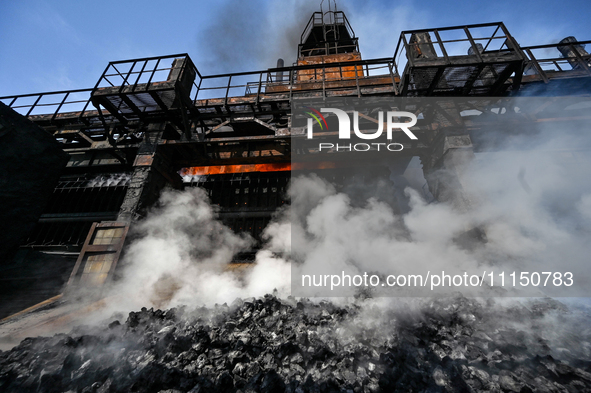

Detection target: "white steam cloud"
[93, 98, 591, 310]
[104, 187, 291, 310]
[289, 115, 591, 297]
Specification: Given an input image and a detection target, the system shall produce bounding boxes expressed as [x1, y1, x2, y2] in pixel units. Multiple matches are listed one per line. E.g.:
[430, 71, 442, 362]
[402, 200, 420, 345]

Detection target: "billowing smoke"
[286, 100, 591, 298]
[288, 144, 591, 297]
[195, 0, 438, 74]
[102, 108, 591, 308]
[3, 104, 591, 391]
[198, 0, 319, 73]
[103, 187, 291, 311]
[92, 97, 591, 309]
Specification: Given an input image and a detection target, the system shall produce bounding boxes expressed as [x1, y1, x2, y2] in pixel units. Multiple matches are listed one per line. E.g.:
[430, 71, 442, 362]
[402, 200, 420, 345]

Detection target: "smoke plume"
[198, 0, 319, 73]
[104, 187, 290, 311]
[94, 98, 591, 309]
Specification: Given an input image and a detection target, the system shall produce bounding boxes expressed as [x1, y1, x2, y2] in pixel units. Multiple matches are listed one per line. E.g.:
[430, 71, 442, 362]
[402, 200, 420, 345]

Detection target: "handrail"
[92, 54, 202, 96]
[0, 56, 400, 118]
[521, 40, 591, 51]
[521, 40, 591, 79]
[299, 10, 355, 45]
[393, 21, 525, 70]
[0, 89, 95, 119]
[3, 33, 590, 119]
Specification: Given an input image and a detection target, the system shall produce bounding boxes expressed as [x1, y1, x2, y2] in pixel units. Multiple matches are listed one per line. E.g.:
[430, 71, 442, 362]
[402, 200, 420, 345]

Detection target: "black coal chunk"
[1, 295, 591, 392]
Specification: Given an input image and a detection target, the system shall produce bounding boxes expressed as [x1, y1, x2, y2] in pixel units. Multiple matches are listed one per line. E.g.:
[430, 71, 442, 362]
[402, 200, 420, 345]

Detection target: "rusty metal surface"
[133, 154, 155, 167]
[67, 222, 129, 288]
[0, 10, 588, 286]
[297, 53, 363, 81]
[181, 163, 291, 176]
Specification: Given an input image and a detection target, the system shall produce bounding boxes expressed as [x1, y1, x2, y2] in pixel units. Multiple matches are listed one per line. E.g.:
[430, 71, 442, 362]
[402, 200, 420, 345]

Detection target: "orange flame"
[180, 163, 291, 176]
[180, 161, 357, 176]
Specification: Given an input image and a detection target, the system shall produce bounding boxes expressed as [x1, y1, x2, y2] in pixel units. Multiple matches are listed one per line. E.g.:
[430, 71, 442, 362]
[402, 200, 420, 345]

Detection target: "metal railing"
[93, 53, 201, 95]
[2, 32, 590, 120]
[298, 42, 359, 57]
[521, 40, 591, 83]
[0, 57, 400, 121]
[0, 54, 204, 120]
[0, 88, 93, 119]
[299, 11, 355, 45]
[393, 22, 524, 74]
[192, 57, 400, 103]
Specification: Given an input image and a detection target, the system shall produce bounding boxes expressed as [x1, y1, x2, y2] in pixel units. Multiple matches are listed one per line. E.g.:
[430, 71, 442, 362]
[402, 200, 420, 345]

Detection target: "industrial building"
[1, 4, 590, 319]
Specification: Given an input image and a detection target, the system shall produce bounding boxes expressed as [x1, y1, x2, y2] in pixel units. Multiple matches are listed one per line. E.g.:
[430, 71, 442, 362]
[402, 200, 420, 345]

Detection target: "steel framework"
[0, 14, 590, 292]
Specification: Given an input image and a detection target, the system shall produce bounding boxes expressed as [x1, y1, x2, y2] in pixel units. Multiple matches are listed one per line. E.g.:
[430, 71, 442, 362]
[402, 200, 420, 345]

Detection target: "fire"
[180, 161, 355, 176]
[180, 163, 291, 176]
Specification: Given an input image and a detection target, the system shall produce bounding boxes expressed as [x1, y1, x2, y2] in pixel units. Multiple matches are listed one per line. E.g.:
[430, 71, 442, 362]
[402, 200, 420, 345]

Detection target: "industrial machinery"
[0, 3, 590, 319]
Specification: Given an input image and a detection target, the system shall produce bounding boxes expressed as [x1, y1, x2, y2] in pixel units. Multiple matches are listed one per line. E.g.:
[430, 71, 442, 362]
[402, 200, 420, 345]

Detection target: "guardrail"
[2, 35, 590, 120]
[521, 40, 591, 83]
[393, 22, 525, 75]
[0, 89, 93, 119]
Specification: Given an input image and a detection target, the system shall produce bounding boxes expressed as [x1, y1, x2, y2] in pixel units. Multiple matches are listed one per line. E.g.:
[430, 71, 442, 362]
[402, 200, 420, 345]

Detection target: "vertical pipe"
[276, 58, 284, 82]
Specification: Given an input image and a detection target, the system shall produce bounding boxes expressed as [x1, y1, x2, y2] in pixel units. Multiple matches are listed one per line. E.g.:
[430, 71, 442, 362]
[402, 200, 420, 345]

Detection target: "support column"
[421, 130, 487, 248]
[67, 122, 183, 290]
[117, 122, 183, 222]
[421, 129, 475, 213]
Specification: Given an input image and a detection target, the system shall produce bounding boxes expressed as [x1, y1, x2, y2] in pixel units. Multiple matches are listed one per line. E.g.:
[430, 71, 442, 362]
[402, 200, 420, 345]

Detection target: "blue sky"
[1, 0, 590, 97]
